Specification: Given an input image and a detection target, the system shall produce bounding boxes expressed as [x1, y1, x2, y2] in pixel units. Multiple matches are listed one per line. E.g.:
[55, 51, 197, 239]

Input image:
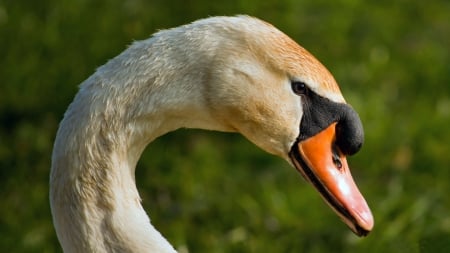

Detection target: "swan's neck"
[50, 94, 176, 253]
[50, 36, 231, 252]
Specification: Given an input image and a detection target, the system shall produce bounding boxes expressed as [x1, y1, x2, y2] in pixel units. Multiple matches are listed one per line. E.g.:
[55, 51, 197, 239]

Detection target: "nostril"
[332, 146, 343, 170]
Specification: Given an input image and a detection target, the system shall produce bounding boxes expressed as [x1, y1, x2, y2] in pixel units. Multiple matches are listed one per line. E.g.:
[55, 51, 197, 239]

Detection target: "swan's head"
[203, 16, 373, 236]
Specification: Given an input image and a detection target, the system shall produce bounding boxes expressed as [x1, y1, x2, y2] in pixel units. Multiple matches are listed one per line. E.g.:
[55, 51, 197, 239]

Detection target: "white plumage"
[50, 16, 372, 252]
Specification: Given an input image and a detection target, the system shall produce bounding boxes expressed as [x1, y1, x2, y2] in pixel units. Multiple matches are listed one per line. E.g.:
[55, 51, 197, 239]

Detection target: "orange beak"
[290, 123, 374, 236]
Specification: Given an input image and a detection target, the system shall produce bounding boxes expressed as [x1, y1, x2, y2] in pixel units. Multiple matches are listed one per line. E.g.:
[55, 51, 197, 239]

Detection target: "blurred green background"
[1, 0, 449, 252]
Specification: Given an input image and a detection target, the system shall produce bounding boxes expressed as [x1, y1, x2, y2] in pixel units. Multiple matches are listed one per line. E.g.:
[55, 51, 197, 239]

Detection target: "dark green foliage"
[1, 0, 449, 252]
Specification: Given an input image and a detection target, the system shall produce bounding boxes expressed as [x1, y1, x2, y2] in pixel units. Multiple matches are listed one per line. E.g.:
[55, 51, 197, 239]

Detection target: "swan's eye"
[291, 81, 308, 96]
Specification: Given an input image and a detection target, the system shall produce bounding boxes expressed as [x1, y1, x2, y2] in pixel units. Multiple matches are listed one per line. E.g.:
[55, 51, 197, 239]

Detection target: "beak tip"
[352, 209, 374, 236]
[361, 211, 374, 231]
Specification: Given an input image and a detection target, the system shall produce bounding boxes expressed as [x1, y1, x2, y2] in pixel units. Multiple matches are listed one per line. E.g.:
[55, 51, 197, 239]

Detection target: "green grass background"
[1, 0, 449, 252]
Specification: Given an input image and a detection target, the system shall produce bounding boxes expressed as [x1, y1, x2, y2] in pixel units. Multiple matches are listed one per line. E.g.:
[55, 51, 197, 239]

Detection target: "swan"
[50, 15, 374, 252]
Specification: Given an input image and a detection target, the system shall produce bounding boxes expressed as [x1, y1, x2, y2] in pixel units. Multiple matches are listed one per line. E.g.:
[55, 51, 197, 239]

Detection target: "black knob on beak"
[335, 105, 364, 156]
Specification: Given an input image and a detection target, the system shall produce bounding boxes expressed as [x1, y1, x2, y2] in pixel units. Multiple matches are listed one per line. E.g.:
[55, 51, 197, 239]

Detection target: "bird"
[50, 15, 374, 253]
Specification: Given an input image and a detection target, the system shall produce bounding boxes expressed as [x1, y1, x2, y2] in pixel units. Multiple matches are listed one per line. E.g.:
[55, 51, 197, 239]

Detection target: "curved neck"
[49, 35, 230, 252]
[50, 95, 178, 252]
